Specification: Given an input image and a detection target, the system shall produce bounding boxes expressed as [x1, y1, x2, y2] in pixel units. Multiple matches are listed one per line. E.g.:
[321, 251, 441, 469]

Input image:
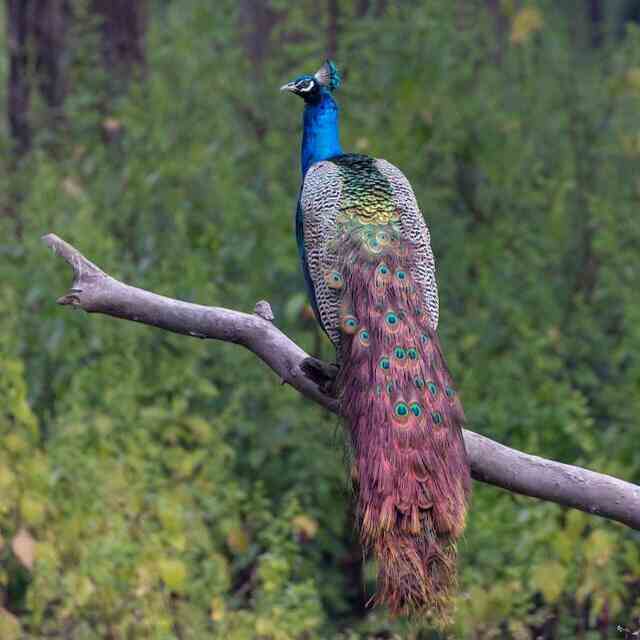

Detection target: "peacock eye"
[394, 347, 406, 360]
[393, 402, 410, 423]
[407, 347, 418, 360]
[377, 262, 392, 278]
[445, 386, 456, 397]
[358, 329, 370, 347]
[410, 402, 423, 417]
[379, 356, 391, 371]
[385, 312, 398, 327]
[325, 270, 344, 290]
[414, 377, 425, 389]
[427, 381, 438, 396]
[396, 270, 406, 280]
[431, 411, 443, 425]
[376, 231, 390, 244]
[341, 315, 359, 334]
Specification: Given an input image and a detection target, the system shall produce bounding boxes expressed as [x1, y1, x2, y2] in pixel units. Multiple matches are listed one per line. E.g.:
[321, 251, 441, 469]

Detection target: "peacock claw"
[301, 357, 339, 394]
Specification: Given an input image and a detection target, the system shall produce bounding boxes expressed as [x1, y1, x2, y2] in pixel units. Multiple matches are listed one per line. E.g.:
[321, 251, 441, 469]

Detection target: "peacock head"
[280, 60, 341, 104]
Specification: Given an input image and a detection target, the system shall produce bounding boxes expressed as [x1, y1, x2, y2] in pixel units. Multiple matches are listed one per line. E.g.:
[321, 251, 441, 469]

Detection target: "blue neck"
[301, 91, 343, 176]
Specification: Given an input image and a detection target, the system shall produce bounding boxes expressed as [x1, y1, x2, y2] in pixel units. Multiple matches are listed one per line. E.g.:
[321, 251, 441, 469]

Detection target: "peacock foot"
[301, 357, 339, 395]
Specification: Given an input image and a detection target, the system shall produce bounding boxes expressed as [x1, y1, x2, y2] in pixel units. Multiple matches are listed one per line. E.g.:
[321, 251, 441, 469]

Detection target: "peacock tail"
[300, 154, 471, 617]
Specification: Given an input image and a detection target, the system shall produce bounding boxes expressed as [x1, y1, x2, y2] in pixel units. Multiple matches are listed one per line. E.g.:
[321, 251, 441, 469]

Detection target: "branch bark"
[42, 233, 640, 531]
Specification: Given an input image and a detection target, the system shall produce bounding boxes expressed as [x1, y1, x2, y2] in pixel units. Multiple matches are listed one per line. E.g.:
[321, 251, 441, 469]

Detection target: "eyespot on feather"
[324, 269, 344, 290]
[341, 315, 359, 334]
[384, 311, 401, 333]
[368, 237, 384, 254]
[393, 346, 408, 367]
[393, 401, 410, 425]
[410, 402, 423, 418]
[376, 230, 391, 246]
[376, 262, 392, 282]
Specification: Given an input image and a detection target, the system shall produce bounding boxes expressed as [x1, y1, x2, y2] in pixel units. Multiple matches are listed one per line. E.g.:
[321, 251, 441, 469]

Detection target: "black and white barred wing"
[300, 160, 344, 346]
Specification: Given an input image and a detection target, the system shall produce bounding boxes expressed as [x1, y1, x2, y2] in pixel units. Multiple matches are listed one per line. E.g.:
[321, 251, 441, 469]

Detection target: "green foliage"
[1, 1, 640, 637]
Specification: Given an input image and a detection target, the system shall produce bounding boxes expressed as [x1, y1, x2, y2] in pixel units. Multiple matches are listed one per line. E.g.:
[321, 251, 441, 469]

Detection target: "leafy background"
[1, 1, 639, 638]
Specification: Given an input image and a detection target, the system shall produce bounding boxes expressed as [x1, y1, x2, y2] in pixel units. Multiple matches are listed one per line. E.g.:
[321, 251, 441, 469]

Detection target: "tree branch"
[42, 233, 640, 531]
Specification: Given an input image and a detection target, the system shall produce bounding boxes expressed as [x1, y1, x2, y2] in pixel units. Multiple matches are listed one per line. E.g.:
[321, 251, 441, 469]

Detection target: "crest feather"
[314, 60, 341, 92]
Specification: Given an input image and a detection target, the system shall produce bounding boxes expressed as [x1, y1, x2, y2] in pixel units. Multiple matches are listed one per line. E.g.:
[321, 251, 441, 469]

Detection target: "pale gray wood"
[42, 233, 640, 531]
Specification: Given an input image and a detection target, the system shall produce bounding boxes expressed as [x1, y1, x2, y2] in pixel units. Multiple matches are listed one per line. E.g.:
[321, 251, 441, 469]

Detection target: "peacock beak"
[280, 82, 297, 93]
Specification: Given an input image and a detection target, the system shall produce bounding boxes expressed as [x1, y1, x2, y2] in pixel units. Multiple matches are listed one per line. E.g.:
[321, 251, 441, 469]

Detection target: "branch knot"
[254, 300, 274, 322]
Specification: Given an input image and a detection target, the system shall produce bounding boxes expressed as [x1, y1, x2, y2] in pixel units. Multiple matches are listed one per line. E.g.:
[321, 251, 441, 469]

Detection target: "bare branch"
[41, 234, 337, 412]
[42, 233, 640, 531]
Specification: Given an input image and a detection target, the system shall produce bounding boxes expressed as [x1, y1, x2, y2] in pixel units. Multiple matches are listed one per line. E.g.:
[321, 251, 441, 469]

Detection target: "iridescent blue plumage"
[281, 62, 343, 327]
[300, 92, 342, 177]
[295, 87, 342, 326]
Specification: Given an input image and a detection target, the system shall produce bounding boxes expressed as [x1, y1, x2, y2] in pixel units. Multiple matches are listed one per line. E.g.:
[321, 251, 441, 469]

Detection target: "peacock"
[282, 61, 471, 617]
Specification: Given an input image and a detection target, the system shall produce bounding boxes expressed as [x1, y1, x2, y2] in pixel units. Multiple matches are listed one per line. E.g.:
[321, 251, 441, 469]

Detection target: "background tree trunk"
[33, 0, 69, 114]
[238, 0, 282, 72]
[484, 0, 508, 62]
[587, 0, 604, 47]
[6, 0, 69, 155]
[5, 0, 148, 155]
[6, 0, 33, 154]
[327, 0, 339, 58]
[91, 0, 148, 83]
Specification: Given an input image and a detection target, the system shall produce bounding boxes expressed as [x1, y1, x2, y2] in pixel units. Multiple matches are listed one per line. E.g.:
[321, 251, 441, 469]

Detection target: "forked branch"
[42, 233, 640, 530]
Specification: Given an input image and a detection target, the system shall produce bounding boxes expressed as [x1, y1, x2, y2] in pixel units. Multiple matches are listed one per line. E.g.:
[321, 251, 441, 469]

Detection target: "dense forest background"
[1, 1, 639, 638]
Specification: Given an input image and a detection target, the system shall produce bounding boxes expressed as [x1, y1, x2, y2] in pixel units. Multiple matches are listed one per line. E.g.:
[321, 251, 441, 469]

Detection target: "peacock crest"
[314, 59, 341, 92]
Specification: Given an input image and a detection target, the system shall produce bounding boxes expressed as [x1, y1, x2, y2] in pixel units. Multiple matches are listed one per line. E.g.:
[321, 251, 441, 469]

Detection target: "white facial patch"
[297, 80, 314, 93]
